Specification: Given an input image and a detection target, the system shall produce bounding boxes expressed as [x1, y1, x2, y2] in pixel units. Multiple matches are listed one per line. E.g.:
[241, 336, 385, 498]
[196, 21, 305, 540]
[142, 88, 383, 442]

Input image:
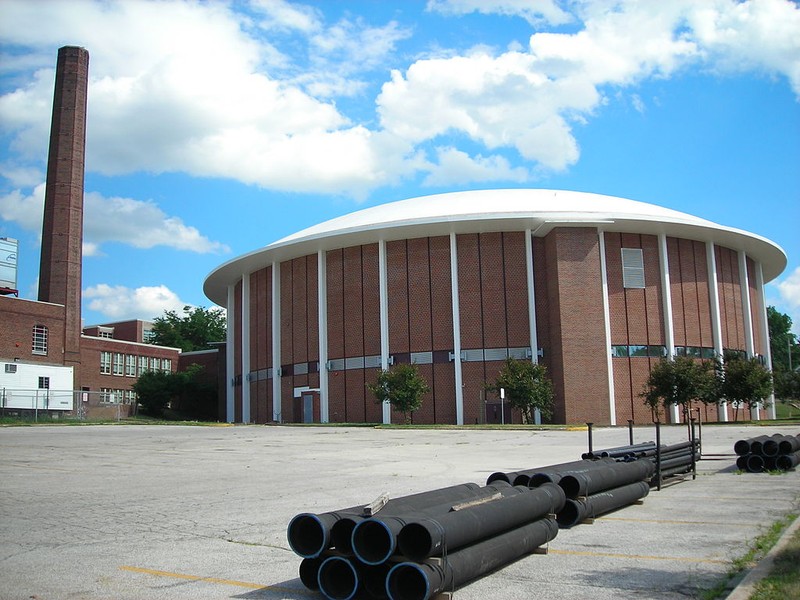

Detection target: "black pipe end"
[353, 519, 395, 565]
[529, 473, 555, 487]
[512, 474, 532, 486]
[556, 499, 582, 528]
[287, 513, 327, 558]
[733, 440, 750, 456]
[486, 472, 511, 485]
[397, 521, 435, 563]
[299, 557, 322, 591]
[746, 454, 765, 473]
[362, 563, 391, 600]
[318, 556, 359, 600]
[331, 517, 360, 554]
[387, 562, 432, 600]
[762, 441, 780, 457]
[558, 475, 583, 500]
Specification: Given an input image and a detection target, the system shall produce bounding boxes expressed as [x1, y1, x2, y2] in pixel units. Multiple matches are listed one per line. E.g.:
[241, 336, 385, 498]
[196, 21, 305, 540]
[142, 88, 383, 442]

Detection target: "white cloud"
[83, 192, 229, 254]
[423, 147, 530, 186]
[0, 183, 45, 230]
[0, 0, 415, 195]
[767, 267, 800, 336]
[426, 0, 573, 26]
[0, 0, 798, 196]
[687, 0, 800, 95]
[0, 183, 228, 254]
[381, 0, 800, 176]
[250, 0, 323, 34]
[83, 283, 188, 321]
[777, 267, 800, 309]
[378, 50, 590, 170]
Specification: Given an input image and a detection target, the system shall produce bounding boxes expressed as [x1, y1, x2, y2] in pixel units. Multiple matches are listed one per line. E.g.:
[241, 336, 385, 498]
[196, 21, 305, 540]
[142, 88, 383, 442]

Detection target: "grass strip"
[747, 519, 800, 600]
[700, 513, 797, 600]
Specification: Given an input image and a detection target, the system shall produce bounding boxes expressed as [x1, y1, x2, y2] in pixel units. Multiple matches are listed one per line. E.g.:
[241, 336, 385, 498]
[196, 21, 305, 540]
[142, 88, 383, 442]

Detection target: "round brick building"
[204, 189, 786, 426]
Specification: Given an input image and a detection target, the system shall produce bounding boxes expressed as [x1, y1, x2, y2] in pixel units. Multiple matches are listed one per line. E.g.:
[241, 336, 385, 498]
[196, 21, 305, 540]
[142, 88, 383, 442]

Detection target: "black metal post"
[586, 422, 594, 454]
[654, 421, 662, 491]
[695, 408, 702, 456]
[689, 418, 697, 480]
[628, 419, 634, 446]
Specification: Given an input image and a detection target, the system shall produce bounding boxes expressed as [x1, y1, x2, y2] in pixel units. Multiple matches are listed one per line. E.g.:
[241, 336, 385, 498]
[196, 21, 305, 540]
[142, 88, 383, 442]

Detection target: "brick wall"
[79, 336, 178, 392]
[0, 297, 66, 366]
[542, 227, 610, 424]
[715, 246, 746, 352]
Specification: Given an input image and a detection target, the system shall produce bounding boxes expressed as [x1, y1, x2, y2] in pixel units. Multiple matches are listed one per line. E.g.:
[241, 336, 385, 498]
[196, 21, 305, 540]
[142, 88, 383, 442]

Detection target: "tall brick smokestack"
[38, 46, 89, 367]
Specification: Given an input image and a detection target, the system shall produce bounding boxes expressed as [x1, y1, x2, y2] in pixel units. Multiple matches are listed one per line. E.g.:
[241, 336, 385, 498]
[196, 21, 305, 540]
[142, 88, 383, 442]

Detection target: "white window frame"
[621, 248, 645, 289]
[125, 354, 136, 377]
[32, 325, 48, 355]
[112, 353, 124, 376]
[100, 351, 112, 375]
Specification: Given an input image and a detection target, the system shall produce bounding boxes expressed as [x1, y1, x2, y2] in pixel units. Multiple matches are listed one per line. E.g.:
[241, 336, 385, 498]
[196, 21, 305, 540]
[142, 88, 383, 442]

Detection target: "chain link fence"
[1, 388, 135, 422]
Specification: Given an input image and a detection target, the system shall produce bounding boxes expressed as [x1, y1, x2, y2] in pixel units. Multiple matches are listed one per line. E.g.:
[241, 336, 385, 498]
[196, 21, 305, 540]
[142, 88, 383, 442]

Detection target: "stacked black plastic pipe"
[288, 480, 562, 600]
[488, 457, 653, 529]
[734, 433, 800, 472]
[289, 437, 696, 597]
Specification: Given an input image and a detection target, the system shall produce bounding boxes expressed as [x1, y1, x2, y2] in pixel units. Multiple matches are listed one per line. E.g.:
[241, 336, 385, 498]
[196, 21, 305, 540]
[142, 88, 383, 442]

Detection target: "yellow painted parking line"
[119, 565, 311, 595]
[600, 516, 753, 527]
[548, 549, 728, 564]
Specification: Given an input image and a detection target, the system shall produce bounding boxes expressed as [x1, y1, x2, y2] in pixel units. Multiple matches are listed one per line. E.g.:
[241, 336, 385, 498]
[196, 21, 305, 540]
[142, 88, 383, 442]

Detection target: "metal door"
[302, 393, 314, 423]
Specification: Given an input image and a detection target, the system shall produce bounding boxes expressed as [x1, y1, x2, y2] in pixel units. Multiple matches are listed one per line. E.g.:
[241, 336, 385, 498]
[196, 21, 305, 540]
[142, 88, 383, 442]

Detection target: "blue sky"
[0, 0, 798, 334]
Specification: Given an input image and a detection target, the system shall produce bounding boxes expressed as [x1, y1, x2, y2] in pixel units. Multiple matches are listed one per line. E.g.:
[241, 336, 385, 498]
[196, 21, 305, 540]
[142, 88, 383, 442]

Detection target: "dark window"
[611, 345, 629, 358]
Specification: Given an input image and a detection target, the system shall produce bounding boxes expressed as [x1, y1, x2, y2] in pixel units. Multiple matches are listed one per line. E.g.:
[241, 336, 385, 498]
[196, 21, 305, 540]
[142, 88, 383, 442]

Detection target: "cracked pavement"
[0, 423, 798, 599]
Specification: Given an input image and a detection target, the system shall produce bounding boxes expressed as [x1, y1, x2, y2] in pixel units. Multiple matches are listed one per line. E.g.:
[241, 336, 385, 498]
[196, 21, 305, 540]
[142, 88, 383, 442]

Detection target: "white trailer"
[0, 362, 74, 411]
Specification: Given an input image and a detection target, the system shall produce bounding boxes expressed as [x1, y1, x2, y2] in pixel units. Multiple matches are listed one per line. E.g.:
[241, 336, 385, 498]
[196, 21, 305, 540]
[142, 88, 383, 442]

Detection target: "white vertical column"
[739, 251, 759, 420]
[525, 230, 543, 425]
[241, 273, 251, 424]
[659, 234, 680, 423]
[756, 263, 777, 419]
[450, 232, 464, 425]
[598, 230, 617, 426]
[706, 242, 727, 421]
[378, 240, 391, 424]
[318, 250, 329, 423]
[272, 261, 282, 422]
[225, 284, 235, 423]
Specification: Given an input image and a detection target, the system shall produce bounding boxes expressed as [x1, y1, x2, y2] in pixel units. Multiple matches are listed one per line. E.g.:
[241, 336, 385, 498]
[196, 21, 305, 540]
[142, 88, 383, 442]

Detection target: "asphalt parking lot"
[1, 423, 798, 600]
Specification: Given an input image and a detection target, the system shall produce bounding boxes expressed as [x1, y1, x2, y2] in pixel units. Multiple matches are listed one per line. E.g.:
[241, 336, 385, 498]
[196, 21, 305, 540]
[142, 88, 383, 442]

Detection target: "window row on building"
[99, 388, 137, 404]
[610, 344, 755, 361]
[99, 352, 172, 376]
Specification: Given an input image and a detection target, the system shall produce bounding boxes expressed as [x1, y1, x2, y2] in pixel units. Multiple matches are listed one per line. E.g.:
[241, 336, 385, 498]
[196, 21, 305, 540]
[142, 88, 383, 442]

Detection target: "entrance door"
[302, 393, 314, 423]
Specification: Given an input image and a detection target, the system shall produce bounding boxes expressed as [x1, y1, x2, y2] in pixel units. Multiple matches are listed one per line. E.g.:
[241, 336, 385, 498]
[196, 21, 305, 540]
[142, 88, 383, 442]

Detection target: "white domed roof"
[204, 189, 786, 305]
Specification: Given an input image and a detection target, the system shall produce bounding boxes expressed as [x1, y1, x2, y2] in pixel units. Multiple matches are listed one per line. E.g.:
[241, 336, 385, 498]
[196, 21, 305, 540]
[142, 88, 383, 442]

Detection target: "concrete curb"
[725, 512, 800, 600]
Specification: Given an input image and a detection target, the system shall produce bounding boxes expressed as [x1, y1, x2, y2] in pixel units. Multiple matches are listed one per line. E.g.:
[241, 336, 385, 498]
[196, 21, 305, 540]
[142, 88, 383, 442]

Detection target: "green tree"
[721, 355, 774, 421]
[132, 370, 181, 417]
[486, 358, 554, 424]
[640, 356, 717, 421]
[172, 363, 219, 420]
[133, 364, 217, 419]
[774, 370, 800, 402]
[768, 306, 798, 374]
[367, 363, 430, 424]
[150, 306, 226, 352]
